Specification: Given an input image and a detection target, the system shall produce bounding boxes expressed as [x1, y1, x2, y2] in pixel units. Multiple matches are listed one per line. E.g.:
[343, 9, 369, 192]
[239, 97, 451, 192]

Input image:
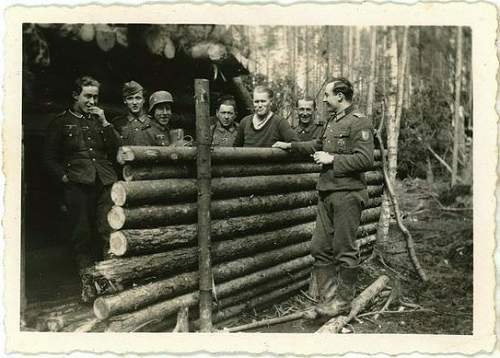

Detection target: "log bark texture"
[122, 163, 383, 182]
[118, 146, 384, 165]
[108, 188, 382, 230]
[96, 222, 315, 285]
[111, 173, 319, 206]
[105, 258, 312, 331]
[95, 254, 313, 320]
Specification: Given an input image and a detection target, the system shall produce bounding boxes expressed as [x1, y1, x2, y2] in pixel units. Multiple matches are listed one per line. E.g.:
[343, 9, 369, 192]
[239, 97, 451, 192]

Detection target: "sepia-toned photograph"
[3, 2, 497, 355]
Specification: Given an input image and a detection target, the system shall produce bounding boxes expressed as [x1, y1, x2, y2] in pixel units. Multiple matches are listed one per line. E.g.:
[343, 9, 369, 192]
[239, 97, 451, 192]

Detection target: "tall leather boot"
[315, 265, 359, 317]
[309, 264, 338, 302]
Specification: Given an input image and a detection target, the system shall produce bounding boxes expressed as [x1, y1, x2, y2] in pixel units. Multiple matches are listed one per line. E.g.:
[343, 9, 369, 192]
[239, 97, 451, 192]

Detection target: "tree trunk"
[366, 27, 377, 118]
[110, 211, 379, 257]
[107, 187, 383, 230]
[95, 222, 315, 284]
[111, 173, 319, 206]
[348, 27, 354, 80]
[105, 259, 312, 332]
[94, 254, 313, 320]
[451, 27, 463, 187]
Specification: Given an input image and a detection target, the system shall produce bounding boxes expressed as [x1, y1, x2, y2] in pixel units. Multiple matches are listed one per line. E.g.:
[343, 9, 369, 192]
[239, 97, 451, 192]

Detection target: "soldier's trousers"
[63, 177, 113, 268]
[310, 189, 367, 268]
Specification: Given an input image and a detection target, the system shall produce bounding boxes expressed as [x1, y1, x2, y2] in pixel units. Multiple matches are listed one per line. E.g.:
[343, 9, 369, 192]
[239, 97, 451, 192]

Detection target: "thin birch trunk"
[366, 27, 377, 118]
[451, 27, 463, 186]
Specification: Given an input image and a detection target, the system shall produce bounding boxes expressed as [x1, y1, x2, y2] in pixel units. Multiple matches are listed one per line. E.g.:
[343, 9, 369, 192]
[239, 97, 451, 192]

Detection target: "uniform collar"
[334, 105, 354, 122]
[216, 122, 237, 133]
[151, 119, 169, 131]
[69, 108, 85, 119]
[297, 122, 314, 132]
[128, 112, 149, 123]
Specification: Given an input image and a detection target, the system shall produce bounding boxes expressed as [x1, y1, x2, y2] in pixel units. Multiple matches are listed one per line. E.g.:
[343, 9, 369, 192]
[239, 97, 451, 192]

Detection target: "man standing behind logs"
[44, 76, 121, 276]
[233, 85, 298, 147]
[113, 80, 149, 145]
[210, 95, 239, 146]
[292, 97, 324, 141]
[273, 78, 374, 317]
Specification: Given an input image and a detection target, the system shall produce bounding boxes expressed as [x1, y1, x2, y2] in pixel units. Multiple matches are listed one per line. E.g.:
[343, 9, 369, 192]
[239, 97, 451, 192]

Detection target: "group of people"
[44, 74, 374, 316]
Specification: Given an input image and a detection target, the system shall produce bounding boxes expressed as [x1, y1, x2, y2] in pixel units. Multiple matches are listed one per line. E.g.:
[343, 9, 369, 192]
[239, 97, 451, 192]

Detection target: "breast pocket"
[332, 127, 351, 153]
[62, 124, 82, 150]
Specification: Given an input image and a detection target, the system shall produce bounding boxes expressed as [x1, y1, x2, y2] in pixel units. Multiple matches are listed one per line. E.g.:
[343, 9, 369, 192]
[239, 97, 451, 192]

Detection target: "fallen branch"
[227, 309, 317, 333]
[357, 308, 433, 318]
[374, 124, 428, 282]
[316, 275, 390, 333]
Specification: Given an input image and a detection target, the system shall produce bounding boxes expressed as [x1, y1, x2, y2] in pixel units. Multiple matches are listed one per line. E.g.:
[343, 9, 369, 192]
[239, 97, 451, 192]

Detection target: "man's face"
[323, 82, 340, 114]
[73, 85, 99, 115]
[253, 91, 272, 118]
[124, 92, 145, 115]
[216, 104, 236, 128]
[297, 100, 315, 125]
[153, 103, 172, 126]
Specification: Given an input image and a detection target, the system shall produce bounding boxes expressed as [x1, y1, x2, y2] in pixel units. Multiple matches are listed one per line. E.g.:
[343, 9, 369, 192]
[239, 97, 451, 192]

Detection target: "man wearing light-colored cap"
[113, 80, 150, 145]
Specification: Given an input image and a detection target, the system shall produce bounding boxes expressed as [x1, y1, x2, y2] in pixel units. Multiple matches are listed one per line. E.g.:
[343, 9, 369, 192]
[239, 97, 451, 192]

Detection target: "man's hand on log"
[313, 151, 334, 165]
[272, 141, 292, 150]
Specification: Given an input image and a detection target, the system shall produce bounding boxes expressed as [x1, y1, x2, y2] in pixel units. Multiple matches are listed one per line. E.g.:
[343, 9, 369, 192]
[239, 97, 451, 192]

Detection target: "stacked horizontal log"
[79, 146, 385, 332]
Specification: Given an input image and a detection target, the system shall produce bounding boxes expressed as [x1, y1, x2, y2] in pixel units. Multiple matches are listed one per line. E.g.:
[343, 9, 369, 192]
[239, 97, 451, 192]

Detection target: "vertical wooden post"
[451, 27, 463, 187]
[195, 79, 212, 332]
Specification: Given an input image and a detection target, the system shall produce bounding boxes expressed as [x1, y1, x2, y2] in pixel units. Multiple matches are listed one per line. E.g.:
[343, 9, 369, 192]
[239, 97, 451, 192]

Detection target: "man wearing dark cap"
[273, 78, 374, 317]
[113, 80, 149, 145]
[44, 76, 121, 295]
[211, 95, 239, 147]
[292, 97, 324, 141]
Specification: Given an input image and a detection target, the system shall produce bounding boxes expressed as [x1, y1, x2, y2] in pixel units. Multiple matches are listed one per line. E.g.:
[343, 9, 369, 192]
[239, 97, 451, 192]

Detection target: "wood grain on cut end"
[111, 182, 127, 206]
[109, 231, 128, 256]
[108, 206, 126, 230]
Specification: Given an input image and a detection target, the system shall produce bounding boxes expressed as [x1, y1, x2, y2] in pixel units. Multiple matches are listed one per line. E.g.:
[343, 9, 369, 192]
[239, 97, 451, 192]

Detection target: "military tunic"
[43, 109, 121, 267]
[292, 122, 324, 141]
[211, 122, 238, 147]
[291, 106, 374, 268]
[113, 112, 150, 145]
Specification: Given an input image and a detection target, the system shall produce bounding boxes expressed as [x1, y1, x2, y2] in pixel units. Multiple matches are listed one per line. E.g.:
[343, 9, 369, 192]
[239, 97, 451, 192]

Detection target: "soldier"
[292, 97, 324, 141]
[233, 85, 299, 147]
[273, 78, 374, 317]
[211, 95, 238, 147]
[124, 90, 175, 146]
[43, 76, 121, 276]
[113, 80, 149, 145]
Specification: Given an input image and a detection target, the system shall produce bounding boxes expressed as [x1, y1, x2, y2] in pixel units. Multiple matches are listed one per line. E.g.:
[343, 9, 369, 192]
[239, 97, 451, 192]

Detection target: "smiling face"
[124, 92, 145, 115]
[73, 85, 99, 115]
[153, 102, 172, 126]
[253, 91, 272, 119]
[297, 99, 315, 125]
[216, 104, 236, 128]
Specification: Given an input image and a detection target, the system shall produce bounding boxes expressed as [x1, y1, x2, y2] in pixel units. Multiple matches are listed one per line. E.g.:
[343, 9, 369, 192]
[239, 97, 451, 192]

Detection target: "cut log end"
[108, 206, 126, 230]
[109, 231, 128, 256]
[93, 297, 110, 320]
[111, 182, 127, 206]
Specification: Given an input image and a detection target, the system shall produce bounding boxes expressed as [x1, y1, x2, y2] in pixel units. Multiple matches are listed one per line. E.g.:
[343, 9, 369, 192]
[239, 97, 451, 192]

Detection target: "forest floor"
[219, 178, 473, 334]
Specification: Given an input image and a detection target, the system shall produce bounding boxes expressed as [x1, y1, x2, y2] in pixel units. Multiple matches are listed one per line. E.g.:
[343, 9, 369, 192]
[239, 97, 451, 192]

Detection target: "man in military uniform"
[44, 76, 121, 275]
[292, 97, 324, 141]
[211, 95, 239, 147]
[233, 85, 299, 147]
[273, 78, 374, 316]
[122, 90, 175, 146]
[113, 80, 149, 145]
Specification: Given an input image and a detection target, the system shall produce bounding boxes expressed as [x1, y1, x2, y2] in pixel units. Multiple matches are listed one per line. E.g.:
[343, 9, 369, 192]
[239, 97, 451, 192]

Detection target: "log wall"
[81, 146, 384, 332]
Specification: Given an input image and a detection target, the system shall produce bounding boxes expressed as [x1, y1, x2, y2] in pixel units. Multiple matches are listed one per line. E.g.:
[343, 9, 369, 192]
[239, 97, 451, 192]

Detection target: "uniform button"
[89, 148, 93, 151]
[92, 158, 96, 162]
[88, 137, 91, 140]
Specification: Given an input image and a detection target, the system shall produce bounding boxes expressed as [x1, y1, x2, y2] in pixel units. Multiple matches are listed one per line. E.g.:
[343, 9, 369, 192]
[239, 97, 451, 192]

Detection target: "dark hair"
[330, 77, 353, 101]
[72, 76, 100, 97]
[253, 85, 273, 99]
[296, 96, 316, 109]
[216, 94, 237, 112]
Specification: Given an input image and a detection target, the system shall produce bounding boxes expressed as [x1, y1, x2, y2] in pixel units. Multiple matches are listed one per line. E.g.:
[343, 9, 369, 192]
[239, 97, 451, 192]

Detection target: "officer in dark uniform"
[44, 76, 121, 275]
[112, 80, 150, 145]
[273, 78, 374, 316]
[292, 97, 324, 141]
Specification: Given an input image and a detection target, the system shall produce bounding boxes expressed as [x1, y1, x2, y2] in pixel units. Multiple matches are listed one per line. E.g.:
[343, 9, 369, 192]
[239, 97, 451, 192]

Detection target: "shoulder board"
[316, 122, 324, 126]
[55, 110, 67, 118]
[352, 112, 364, 118]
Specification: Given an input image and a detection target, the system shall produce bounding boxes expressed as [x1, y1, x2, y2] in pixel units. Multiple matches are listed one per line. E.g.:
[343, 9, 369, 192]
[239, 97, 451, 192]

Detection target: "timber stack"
[79, 146, 384, 332]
